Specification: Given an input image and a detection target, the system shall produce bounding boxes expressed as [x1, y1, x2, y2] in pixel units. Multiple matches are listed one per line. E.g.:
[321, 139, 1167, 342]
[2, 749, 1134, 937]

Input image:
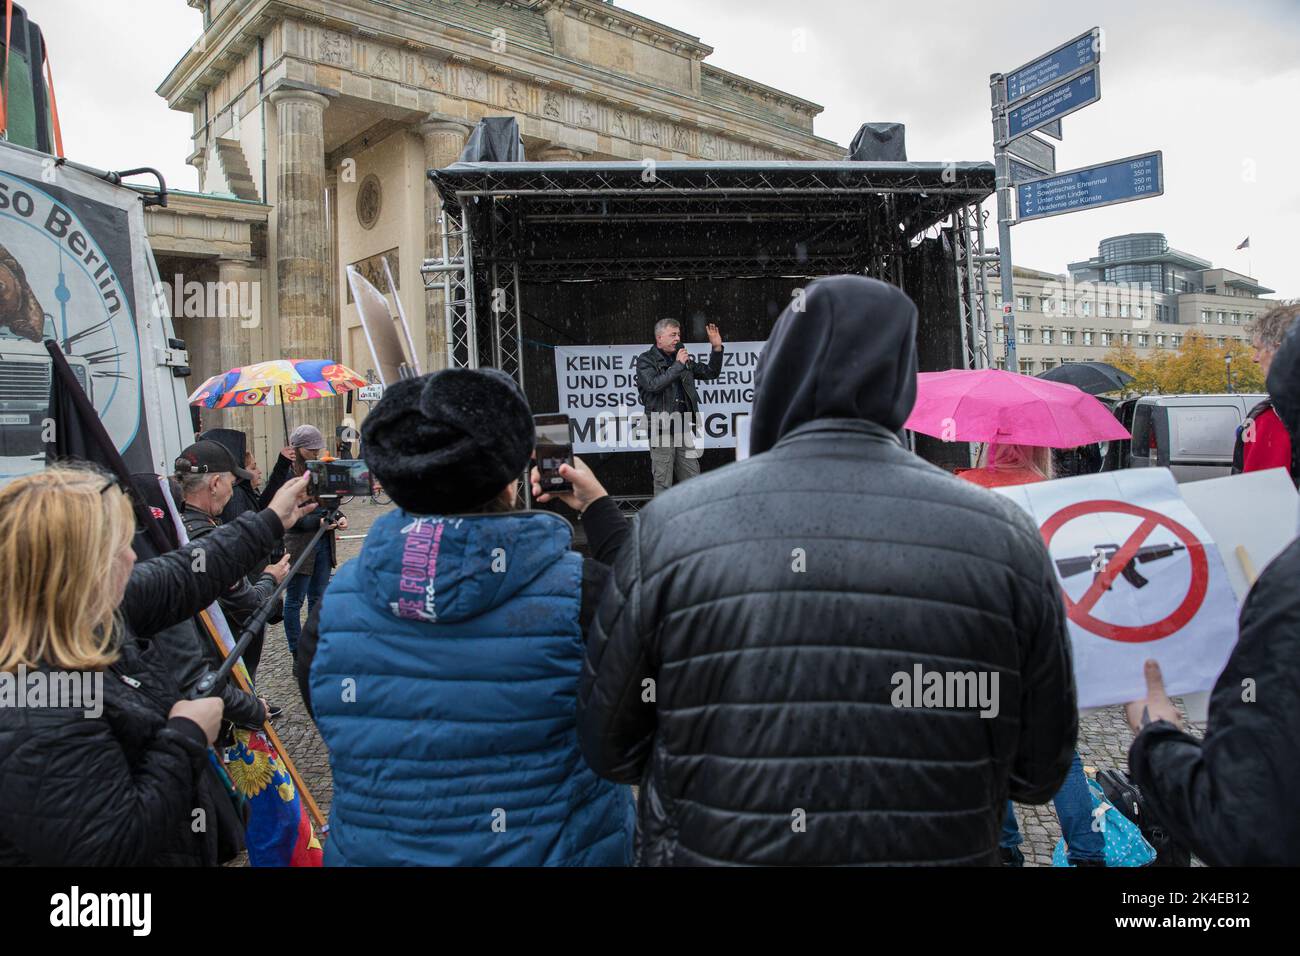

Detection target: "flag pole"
[196, 608, 327, 831]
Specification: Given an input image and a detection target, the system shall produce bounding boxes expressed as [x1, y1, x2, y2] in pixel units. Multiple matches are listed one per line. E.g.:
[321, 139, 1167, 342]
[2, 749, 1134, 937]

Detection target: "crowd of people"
[0, 277, 1297, 867]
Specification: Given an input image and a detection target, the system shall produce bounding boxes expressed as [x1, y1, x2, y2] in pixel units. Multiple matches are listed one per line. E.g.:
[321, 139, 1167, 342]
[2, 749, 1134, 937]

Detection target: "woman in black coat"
[0, 466, 312, 865]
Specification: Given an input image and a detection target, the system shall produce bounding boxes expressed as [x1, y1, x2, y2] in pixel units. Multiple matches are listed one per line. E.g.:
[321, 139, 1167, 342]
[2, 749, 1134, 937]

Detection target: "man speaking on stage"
[635, 319, 724, 495]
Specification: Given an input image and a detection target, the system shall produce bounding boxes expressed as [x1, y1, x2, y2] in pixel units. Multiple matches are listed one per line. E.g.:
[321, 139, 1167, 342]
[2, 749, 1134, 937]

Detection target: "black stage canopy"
[428, 160, 995, 282]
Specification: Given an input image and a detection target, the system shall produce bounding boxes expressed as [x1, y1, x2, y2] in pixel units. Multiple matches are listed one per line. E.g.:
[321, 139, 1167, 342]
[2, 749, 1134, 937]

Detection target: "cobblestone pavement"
[245, 499, 1198, 867]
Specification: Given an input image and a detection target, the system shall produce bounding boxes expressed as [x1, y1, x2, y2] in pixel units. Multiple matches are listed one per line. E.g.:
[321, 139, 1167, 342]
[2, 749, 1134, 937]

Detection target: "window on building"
[1081, 301, 1093, 317]
[1061, 330, 1074, 346]
[1121, 331, 1131, 346]
[1201, 310, 1211, 324]
[1100, 331, 1113, 347]
[1041, 328, 1053, 345]
[1135, 305, 1144, 320]
[1231, 313, 1241, 325]
[1040, 359, 1056, 371]
[1156, 334, 1165, 347]
[1218, 311, 1226, 324]
[1061, 300, 1072, 317]
[1039, 294, 1054, 315]
[1019, 359, 1034, 374]
[1120, 303, 1129, 318]
[996, 325, 1005, 344]
[993, 291, 1004, 309]
[1138, 333, 1149, 347]
[1173, 335, 1182, 348]
[1018, 327, 1031, 344]
[1017, 295, 1032, 312]
[1083, 331, 1094, 346]
[1099, 301, 1109, 318]
[1218, 337, 1227, 346]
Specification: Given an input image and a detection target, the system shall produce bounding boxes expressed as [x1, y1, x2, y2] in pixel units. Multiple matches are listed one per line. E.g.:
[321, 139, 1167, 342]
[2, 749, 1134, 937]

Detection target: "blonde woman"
[0, 466, 312, 865]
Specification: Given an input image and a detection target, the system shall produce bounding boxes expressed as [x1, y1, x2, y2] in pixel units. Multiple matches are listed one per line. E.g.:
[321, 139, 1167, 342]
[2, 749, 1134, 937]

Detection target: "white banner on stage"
[995, 468, 1239, 709]
[553, 342, 764, 453]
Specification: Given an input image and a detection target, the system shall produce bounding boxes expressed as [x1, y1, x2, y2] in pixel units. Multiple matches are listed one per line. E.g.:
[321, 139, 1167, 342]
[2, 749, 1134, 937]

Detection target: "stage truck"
[0, 137, 193, 484]
[422, 159, 997, 507]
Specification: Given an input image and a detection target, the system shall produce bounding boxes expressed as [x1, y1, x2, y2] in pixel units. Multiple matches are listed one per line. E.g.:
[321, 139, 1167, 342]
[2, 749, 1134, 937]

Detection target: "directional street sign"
[1007, 132, 1056, 175]
[1015, 151, 1163, 222]
[1040, 119, 1063, 140]
[1007, 67, 1100, 140]
[1009, 159, 1047, 186]
[1005, 28, 1100, 104]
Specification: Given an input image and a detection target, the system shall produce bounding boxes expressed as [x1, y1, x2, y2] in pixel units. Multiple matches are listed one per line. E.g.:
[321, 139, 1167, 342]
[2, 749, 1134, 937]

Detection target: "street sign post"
[989, 27, 1163, 373]
[1015, 151, 1163, 222]
[1007, 132, 1056, 175]
[1007, 66, 1100, 140]
[1005, 28, 1101, 104]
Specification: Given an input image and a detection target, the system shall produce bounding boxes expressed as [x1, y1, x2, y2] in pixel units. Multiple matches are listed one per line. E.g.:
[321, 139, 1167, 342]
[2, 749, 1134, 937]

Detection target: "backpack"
[1051, 776, 1156, 867]
[1096, 767, 1191, 867]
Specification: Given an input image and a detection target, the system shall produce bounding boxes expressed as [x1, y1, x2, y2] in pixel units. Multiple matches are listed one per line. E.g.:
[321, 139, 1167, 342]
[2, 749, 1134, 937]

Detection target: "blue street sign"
[1015, 151, 1163, 222]
[1009, 159, 1047, 185]
[1005, 29, 1100, 104]
[1007, 68, 1100, 140]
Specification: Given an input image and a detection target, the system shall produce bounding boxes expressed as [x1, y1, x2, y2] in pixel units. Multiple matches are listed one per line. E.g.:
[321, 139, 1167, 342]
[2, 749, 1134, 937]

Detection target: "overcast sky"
[41, 0, 1300, 296]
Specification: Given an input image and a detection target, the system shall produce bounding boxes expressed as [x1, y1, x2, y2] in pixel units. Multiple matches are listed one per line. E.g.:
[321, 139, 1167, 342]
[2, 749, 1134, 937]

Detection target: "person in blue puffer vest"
[303, 368, 636, 866]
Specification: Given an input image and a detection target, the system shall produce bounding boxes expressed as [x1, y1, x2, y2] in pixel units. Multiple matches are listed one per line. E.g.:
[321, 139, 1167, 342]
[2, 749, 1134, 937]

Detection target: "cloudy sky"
[41, 0, 1300, 296]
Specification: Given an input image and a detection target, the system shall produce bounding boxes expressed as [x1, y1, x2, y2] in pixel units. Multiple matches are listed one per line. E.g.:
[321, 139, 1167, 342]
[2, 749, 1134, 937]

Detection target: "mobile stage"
[422, 161, 996, 507]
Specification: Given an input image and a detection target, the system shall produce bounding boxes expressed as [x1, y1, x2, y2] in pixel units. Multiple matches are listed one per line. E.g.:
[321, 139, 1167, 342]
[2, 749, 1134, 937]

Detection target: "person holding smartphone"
[281, 425, 348, 660]
[301, 369, 635, 866]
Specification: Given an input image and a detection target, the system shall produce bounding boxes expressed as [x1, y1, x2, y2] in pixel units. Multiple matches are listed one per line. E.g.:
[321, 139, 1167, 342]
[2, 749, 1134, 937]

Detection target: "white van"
[1123, 393, 1267, 483]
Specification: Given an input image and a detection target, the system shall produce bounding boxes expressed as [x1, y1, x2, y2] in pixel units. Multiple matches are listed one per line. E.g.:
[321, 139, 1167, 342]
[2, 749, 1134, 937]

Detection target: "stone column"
[270, 87, 333, 440]
[211, 256, 260, 440]
[419, 118, 472, 372]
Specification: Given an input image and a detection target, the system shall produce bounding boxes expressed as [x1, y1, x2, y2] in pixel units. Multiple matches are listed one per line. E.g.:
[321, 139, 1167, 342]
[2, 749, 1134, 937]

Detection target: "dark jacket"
[635, 343, 723, 418]
[579, 275, 1077, 866]
[181, 502, 279, 686]
[1129, 321, 1300, 865]
[284, 504, 343, 576]
[0, 511, 285, 866]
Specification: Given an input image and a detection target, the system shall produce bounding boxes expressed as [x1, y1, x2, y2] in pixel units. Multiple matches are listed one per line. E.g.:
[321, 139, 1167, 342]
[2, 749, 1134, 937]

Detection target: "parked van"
[1120, 394, 1266, 483]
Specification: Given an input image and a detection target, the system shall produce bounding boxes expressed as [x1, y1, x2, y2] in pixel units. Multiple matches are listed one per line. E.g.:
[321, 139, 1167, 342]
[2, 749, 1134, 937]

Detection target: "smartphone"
[533, 414, 574, 494]
[305, 459, 373, 499]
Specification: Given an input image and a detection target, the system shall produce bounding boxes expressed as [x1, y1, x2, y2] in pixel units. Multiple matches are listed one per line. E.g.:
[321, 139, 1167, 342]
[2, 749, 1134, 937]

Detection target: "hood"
[358, 508, 571, 625]
[1267, 320, 1300, 437]
[199, 428, 248, 468]
[748, 275, 918, 456]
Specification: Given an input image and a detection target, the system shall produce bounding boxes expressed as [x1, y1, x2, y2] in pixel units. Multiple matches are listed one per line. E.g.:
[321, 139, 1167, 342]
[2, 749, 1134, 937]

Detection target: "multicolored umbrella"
[187, 359, 367, 409]
[904, 368, 1130, 448]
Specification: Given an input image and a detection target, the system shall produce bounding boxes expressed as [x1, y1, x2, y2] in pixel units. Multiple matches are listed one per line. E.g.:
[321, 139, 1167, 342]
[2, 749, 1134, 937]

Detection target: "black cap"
[175, 440, 254, 481]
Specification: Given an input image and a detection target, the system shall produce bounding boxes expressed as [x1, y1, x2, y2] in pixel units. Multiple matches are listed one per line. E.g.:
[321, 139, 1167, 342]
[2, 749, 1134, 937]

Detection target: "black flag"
[43, 338, 173, 555]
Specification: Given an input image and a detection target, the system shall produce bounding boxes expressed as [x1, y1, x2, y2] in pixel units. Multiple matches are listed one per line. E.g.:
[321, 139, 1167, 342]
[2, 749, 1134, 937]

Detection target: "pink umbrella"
[905, 368, 1130, 447]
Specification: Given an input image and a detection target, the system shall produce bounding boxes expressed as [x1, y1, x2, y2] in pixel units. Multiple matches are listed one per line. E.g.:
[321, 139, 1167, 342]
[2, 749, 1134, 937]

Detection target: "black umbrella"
[1037, 361, 1134, 395]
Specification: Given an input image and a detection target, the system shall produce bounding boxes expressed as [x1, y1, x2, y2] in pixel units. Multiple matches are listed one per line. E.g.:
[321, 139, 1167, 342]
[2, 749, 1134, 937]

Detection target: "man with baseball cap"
[175, 440, 291, 720]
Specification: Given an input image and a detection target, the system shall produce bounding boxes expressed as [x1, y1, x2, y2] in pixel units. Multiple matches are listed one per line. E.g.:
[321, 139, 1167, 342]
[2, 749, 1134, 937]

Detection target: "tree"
[1104, 331, 1263, 395]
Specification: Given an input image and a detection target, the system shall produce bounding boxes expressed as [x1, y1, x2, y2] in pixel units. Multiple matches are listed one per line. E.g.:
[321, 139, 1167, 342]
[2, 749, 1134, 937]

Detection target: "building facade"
[990, 233, 1274, 375]
[148, 0, 841, 458]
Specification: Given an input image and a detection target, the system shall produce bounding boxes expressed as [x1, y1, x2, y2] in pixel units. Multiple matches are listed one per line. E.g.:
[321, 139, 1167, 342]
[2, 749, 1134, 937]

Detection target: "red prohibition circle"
[1039, 499, 1209, 643]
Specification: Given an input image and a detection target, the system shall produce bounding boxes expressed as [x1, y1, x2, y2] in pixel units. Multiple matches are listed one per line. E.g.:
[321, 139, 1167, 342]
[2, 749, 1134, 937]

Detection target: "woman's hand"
[169, 698, 224, 745]
[530, 456, 608, 513]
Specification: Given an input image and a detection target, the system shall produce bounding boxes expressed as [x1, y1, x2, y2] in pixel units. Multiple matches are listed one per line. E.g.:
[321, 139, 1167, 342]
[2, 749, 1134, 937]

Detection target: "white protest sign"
[553, 342, 764, 453]
[995, 468, 1238, 709]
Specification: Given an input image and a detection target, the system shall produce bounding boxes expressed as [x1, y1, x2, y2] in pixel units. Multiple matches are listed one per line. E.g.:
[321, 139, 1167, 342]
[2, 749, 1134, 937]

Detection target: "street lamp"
[1225, 352, 1234, 394]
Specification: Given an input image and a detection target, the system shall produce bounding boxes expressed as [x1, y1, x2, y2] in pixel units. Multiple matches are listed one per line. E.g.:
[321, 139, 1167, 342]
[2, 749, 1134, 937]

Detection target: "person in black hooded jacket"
[578, 274, 1077, 866]
[1124, 317, 1300, 865]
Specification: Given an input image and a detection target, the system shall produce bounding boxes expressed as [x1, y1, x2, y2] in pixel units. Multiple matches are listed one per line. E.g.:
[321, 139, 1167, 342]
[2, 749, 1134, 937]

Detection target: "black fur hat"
[361, 368, 534, 514]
